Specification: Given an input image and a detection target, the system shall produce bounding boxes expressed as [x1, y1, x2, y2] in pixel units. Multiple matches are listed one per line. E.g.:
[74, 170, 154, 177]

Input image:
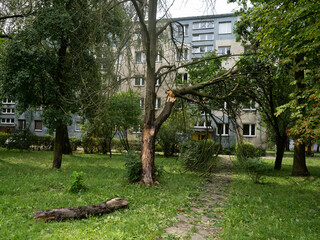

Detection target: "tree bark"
[274, 135, 287, 170]
[33, 198, 128, 221]
[52, 122, 64, 169]
[292, 140, 310, 176]
[140, 126, 156, 186]
[62, 123, 72, 154]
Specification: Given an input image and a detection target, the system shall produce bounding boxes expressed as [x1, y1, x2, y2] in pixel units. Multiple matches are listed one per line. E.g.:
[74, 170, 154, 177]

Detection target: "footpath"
[162, 157, 233, 240]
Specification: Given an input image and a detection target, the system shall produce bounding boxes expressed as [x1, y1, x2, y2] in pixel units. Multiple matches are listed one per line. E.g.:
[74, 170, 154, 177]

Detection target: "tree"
[0, 0, 124, 168]
[129, 0, 241, 186]
[232, 0, 320, 175]
[85, 89, 141, 157]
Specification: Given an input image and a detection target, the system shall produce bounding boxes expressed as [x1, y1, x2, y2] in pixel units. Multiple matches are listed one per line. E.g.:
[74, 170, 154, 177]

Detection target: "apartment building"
[1, 13, 267, 148]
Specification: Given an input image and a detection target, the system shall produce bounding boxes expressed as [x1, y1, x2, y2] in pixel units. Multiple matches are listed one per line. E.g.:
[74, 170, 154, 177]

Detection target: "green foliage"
[68, 171, 87, 193]
[235, 142, 261, 162]
[82, 136, 99, 154]
[123, 151, 141, 183]
[0, 133, 10, 147]
[69, 137, 82, 151]
[235, 142, 268, 183]
[5, 130, 33, 151]
[179, 140, 220, 172]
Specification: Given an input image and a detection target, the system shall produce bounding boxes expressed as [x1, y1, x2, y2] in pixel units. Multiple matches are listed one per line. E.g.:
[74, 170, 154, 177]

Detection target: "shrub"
[124, 151, 142, 182]
[31, 135, 54, 150]
[69, 137, 82, 151]
[82, 136, 99, 154]
[0, 133, 10, 148]
[68, 171, 87, 193]
[179, 140, 220, 172]
[6, 130, 33, 151]
[235, 142, 260, 162]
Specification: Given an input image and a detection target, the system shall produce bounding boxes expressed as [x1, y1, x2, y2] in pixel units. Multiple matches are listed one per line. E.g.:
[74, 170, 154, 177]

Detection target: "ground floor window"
[243, 124, 255, 136]
[34, 120, 42, 131]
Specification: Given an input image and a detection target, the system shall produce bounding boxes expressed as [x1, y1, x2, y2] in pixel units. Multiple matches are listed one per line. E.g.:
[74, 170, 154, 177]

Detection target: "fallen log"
[33, 198, 128, 221]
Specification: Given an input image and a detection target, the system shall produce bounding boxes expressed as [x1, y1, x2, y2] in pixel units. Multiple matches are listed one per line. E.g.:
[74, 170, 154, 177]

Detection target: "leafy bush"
[124, 151, 141, 182]
[68, 171, 87, 193]
[0, 133, 10, 148]
[82, 136, 99, 154]
[235, 142, 269, 183]
[31, 135, 54, 150]
[69, 137, 82, 151]
[235, 142, 260, 162]
[6, 130, 33, 151]
[179, 140, 220, 172]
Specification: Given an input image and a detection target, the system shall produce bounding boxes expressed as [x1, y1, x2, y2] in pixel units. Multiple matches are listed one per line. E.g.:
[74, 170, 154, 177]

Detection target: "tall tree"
[0, 0, 124, 168]
[129, 0, 241, 186]
[232, 0, 320, 175]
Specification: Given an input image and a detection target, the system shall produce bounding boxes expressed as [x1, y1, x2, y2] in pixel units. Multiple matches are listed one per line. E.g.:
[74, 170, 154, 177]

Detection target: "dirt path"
[162, 157, 233, 240]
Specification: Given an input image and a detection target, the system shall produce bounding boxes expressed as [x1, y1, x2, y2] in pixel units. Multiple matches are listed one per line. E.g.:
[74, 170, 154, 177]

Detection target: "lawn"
[221, 152, 320, 240]
[0, 149, 202, 240]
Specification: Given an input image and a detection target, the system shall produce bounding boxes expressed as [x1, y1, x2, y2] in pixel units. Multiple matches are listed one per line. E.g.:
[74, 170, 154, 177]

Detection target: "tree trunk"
[140, 126, 156, 186]
[274, 135, 286, 170]
[292, 140, 310, 176]
[62, 123, 72, 154]
[52, 122, 64, 169]
[33, 198, 128, 221]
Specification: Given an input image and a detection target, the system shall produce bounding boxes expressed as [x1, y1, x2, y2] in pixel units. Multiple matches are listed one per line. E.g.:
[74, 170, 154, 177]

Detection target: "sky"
[168, 0, 240, 18]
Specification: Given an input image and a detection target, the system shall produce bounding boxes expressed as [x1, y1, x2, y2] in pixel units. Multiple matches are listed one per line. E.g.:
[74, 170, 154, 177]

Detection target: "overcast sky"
[168, 0, 240, 18]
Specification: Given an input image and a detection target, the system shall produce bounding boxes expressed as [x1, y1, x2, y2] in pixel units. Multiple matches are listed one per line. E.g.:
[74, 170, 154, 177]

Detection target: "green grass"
[221, 153, 320, 240]
[0, 149, 202, 240]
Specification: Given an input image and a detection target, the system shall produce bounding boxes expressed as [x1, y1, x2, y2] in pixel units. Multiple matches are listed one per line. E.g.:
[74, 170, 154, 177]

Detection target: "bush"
[0, 133, 10, 148]
[68, 171, 87, 193]
[6, 130, 33, 151]
[69, 137, 82, 151]
[235, 142, 269, 183]
[124, 151, 142, 182]
[179, 140, 220, 172]
[82, 136, 99, 154]
[31, 135, 54, 150]
[235, 142, 260, 162]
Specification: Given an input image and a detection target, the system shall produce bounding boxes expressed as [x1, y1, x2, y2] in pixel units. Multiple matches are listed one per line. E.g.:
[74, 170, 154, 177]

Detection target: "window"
[176, 48, 188, 61]
[134, 77, 145, 86]
[193, 21, 214, 29]
[156, 51, 162, 62]
[195, 119, 211, 128]
[155, 98, 161, 109]
[18, 120, 26, 130]
[192, 46, 213, 53]
[217, 123, 229, 136]
[177, 24, 189, 36]
[116, 75, 121, 82]
[34, 120, 42, 131]
[135, 52, 146, 63]
[218, 46, 231, 55]
[132, 126, 141, 133]
[75, 120, 81, 131]
[192, 33, 214, 41]
[176, 73, 188, 84]
[243, 124, 256, 136]
[139, 98, 144, 109]
[2, 108, 15, 114]
[155, 77, 161, 86]
[219, 22, 232, 34]
[2, 99, 15, 104]
[243, 101, 256, 110]
[115, 54, 122, 65]
[1, 118, 14, 124]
